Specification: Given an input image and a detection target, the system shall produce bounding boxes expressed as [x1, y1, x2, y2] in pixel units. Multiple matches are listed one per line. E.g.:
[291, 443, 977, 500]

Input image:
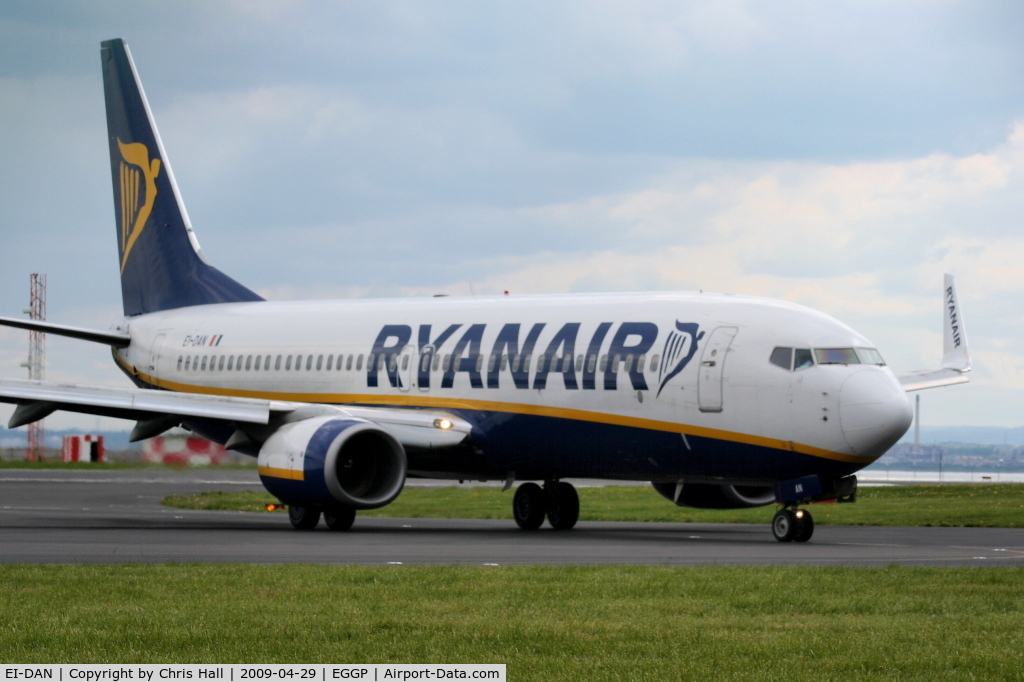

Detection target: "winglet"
[941, 273, 971, 372]
[897, 274, 971, 392]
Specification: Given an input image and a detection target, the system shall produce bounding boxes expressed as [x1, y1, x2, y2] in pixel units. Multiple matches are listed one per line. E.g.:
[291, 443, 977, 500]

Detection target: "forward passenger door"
[698, 326, 738, 412]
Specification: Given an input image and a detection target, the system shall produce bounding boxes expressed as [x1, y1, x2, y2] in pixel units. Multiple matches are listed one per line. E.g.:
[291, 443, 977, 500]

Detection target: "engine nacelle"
[258, 417, 406, 510]
[652, 481, 776, 509]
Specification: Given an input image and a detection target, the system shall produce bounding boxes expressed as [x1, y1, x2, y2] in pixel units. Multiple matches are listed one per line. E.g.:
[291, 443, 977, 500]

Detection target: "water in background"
[859, 469, 1024, 484]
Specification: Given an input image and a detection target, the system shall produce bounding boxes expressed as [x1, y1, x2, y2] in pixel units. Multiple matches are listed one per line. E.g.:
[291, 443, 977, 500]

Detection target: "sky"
[0, 0, 1023, 431]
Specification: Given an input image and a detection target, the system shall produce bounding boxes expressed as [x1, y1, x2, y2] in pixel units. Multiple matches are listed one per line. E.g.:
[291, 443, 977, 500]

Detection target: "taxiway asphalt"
[1, 468, 1022, 566]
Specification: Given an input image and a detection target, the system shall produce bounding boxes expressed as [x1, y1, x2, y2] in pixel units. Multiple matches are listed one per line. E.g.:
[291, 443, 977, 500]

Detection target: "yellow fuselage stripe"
[117, 355, 874, 466]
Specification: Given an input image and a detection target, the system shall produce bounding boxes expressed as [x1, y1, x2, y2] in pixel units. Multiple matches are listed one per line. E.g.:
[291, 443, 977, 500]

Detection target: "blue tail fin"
[101, 38, 263, 316]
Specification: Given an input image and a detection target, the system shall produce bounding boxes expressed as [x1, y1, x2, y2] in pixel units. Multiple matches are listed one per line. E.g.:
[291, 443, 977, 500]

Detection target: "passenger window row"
[176, 353, 367, 373]
[175, 352, 664, 374]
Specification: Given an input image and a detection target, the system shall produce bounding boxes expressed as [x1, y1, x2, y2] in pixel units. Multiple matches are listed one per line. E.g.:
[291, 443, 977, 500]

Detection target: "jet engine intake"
[652, 481, 776, 509]
[258, 416, 406, 510]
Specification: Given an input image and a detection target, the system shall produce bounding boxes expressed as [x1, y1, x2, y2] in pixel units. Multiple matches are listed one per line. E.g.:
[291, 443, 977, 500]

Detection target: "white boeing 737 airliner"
[0, 39, 972, 542]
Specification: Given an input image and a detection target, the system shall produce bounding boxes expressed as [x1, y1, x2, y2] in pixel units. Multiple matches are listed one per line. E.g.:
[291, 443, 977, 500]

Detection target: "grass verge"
[164, 483, 1024, 527]
[1, 565, 1022, 679]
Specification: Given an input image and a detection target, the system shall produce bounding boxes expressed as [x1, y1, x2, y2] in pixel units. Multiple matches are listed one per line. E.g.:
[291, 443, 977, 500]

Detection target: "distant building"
[62, 435, 105, 463]
[143, 428, 230, 466]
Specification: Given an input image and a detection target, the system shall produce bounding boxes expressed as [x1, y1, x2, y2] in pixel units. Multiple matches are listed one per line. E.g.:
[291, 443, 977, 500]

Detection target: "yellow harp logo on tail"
[117, 138, 162, 273]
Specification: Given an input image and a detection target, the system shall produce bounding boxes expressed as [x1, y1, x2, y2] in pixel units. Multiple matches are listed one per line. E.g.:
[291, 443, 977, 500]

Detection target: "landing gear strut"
[512, 480, 580, 530]
[772, 507, 814, 542]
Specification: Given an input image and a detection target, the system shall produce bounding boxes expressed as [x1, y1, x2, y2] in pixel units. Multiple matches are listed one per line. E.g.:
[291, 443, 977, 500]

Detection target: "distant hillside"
[898, 426, 1024, 446]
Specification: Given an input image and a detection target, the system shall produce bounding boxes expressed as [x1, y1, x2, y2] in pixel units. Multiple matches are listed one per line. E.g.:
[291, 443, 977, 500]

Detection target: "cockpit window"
[814, 348, 860, 365]
[770, 347, 792, 370]
[856, 348, 885, 365]
[794, 348, 814, 370]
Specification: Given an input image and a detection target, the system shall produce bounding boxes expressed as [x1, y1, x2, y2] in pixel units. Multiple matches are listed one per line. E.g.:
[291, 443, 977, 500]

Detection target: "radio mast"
[22, 273, 46, 461]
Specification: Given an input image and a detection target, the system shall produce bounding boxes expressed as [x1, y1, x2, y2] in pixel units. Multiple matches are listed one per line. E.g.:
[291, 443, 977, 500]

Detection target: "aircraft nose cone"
[839, 370, 913, 458]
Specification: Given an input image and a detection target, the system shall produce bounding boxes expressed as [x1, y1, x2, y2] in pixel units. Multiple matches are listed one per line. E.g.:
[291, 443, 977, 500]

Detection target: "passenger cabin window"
[650, 354, 660, 372]
[177, 356, 183, 371]
[326, 355, 333, 371]
[218, 356, 225, 371]
[316, 355, 324, 371]
[814, 348, 860, 365]
[794, 348, 814, 371]
[770, 347, 792, 370]
[184, 357, 190, 371]
[356, 354, 363, 371]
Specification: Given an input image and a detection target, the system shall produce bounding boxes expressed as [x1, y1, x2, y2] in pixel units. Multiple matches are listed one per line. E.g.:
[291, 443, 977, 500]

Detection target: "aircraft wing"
[897, 274, 971, 392]
[0, 378, 471, 448]
[0, 316, 130, 347]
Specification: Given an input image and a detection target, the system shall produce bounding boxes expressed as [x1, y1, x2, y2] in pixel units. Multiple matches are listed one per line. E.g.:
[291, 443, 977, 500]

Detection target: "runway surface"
[2, 468, 1023, 566]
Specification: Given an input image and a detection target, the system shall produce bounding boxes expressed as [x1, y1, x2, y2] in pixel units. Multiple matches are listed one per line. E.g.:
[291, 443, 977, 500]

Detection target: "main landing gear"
[771, 506, 814, 543]
[287, 505, 356, 531]
[513, 481, 580, 531]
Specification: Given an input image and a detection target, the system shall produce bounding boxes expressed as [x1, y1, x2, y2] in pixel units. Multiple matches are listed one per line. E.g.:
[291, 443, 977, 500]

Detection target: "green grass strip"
[1, 565, 1023, 680]
[164, 483, 1024, 527]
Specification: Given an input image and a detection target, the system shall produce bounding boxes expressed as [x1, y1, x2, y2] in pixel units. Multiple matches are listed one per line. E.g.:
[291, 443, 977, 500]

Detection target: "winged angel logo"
[656, 321, 704, 397]
[117, 138, 161, 273]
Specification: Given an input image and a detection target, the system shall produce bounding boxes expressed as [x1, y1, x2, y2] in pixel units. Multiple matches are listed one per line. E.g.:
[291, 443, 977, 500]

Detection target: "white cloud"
[1, 1, 1023, 429]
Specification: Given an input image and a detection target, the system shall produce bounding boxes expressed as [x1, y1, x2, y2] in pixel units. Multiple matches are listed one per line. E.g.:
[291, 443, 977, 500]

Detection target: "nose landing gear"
[772, 507, 814, 542]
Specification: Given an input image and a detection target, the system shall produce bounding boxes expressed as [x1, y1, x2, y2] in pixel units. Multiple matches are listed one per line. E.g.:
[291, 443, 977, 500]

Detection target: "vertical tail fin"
[101, 38, 262, 316]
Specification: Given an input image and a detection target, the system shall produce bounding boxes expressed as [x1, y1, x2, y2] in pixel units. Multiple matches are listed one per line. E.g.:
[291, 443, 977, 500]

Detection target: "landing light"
[434, 418, 453, 430]
[265, 503, 284, 512]
[795, 509, 806, 519]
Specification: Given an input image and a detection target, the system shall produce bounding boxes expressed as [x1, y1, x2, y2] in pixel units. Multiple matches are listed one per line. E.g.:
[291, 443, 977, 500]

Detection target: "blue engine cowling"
[257, 416, 406, 510]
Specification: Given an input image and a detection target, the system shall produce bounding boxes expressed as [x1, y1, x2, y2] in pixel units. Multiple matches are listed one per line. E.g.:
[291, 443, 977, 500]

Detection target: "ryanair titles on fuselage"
[366, 321, 705, 394]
